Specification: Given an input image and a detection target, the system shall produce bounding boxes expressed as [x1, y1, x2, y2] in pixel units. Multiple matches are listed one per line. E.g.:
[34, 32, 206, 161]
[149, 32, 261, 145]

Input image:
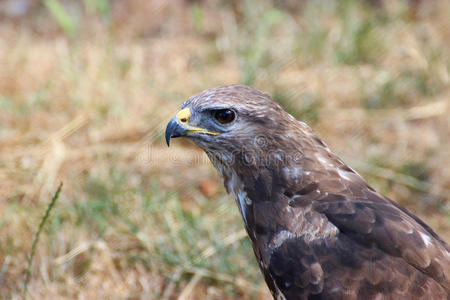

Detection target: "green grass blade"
[23, 182, 63, 298]
[44, 0, 77, 35]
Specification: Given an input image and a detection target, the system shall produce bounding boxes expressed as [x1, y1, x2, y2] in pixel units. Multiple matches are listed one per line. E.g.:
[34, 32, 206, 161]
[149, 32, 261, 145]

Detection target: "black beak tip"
[165, 123, 172, 147]
[165, 117, 185, 147]
[165, 134, 170, 147]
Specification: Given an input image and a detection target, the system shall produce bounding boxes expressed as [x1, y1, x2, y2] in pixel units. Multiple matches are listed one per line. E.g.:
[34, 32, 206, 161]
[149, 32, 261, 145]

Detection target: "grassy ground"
[0, 0, 449, 299]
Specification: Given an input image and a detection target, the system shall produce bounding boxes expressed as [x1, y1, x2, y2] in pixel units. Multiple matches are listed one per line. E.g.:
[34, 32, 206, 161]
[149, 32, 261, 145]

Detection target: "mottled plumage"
[165, 84, 450, 299]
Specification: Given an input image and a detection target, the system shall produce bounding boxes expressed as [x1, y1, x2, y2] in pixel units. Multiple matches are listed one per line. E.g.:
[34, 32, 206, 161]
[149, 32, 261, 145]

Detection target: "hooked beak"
[165, 117, 187, 146]
[165, 107, 219, 146]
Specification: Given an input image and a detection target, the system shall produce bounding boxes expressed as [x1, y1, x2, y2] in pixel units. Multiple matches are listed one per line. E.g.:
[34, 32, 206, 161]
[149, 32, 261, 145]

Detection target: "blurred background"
[0, 0, 449, 299]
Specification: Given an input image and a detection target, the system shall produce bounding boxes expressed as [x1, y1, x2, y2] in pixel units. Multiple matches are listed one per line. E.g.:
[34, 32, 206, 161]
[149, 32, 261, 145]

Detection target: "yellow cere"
[176, 107, 220, 135]
[176, 107, 191, 123]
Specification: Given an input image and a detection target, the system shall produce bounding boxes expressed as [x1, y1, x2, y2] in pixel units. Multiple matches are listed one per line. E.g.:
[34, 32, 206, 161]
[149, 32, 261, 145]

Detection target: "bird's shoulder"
[268, 230, 449, 299]
[274, 158, 450, 297]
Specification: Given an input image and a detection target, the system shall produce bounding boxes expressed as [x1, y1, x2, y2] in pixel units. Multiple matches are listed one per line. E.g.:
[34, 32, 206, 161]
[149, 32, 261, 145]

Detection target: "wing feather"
[270, 164, 450, 299]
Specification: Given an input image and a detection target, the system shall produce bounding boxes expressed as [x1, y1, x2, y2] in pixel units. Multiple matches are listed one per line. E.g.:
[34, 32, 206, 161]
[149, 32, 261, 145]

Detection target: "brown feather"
[175, 84, 450, 299]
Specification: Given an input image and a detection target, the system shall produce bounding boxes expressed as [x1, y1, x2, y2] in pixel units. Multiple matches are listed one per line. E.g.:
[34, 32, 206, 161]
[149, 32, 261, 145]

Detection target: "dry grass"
[0, 0, 449, 299]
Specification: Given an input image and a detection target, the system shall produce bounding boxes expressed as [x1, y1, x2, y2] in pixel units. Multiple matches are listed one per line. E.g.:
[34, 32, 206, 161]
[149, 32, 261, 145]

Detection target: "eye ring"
[214, 109, 236, 124]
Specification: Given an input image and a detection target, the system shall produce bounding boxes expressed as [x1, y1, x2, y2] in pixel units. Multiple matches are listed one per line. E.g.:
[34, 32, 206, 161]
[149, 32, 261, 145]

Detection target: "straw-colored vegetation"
[1, 0, 449, 299]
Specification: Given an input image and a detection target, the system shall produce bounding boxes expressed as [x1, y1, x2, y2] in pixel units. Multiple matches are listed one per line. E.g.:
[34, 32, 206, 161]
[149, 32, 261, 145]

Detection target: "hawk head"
[165, 84, 307, 170]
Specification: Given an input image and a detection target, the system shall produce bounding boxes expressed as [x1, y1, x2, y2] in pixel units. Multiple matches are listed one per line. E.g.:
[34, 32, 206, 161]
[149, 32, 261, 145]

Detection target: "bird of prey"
[165, 84, 449, 299]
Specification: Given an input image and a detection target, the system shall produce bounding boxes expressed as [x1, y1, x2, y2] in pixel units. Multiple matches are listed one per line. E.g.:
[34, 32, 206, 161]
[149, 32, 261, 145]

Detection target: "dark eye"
[214, 109, 236, 124]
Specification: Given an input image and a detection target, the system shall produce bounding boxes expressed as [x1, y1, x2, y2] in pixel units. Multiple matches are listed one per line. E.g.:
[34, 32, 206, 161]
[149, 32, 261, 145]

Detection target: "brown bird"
[165, 84, 450, 299]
